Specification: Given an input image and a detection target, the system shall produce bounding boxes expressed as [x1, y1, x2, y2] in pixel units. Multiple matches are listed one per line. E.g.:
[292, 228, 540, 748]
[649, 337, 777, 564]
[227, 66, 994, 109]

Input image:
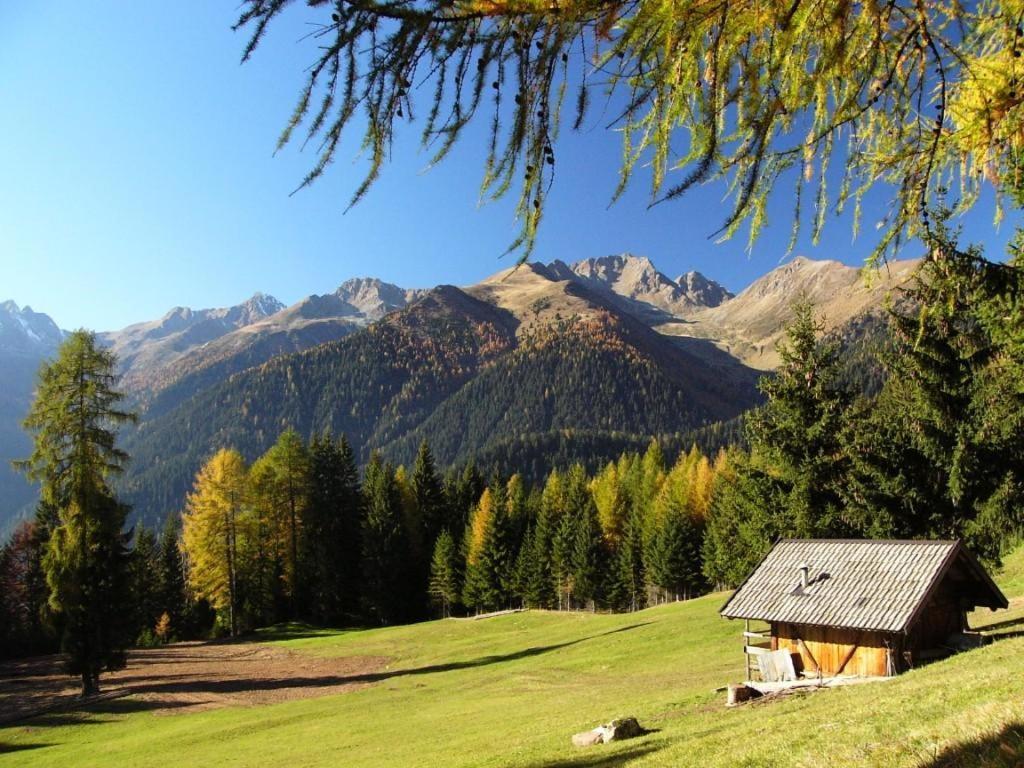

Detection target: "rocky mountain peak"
[223, 293, 286, 326]
[334, 277, 424, 321]
[0, 300, 64, 355]
[571, 254, 673, 296]
[542, 253, 732, 319]
[674, 271, 733, 308]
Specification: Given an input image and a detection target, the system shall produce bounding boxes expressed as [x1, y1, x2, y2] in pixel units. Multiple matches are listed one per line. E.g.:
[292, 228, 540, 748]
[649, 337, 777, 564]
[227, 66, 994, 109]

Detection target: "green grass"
[4, 551, 1024, 768]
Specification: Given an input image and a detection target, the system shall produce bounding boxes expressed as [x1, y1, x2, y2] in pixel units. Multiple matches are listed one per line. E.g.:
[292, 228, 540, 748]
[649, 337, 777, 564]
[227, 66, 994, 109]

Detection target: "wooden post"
[794, 634, 822, 679]
[744, 619, 751, 681]
[834, 634, 861, 677]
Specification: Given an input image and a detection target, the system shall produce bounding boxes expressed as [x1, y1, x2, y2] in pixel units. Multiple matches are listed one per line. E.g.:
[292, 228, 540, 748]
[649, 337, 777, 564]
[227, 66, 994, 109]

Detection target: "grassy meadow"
[3, 547, 1023, 768]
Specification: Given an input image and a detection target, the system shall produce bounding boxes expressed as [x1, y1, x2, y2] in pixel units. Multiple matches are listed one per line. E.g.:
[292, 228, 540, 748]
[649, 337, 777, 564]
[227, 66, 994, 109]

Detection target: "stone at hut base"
[571, 717, 645, 747]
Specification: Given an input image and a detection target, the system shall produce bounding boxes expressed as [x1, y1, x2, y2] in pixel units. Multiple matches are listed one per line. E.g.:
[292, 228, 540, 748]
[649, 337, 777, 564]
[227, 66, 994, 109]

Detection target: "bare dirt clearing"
[0, 639, 389, 723]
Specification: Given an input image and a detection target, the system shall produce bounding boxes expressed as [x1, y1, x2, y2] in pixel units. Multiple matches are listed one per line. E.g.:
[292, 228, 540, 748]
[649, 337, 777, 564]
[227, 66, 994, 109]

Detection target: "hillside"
[119, 272, 761, 524]
[119, 285, 518, 524]
[3, 547, 1022, 767]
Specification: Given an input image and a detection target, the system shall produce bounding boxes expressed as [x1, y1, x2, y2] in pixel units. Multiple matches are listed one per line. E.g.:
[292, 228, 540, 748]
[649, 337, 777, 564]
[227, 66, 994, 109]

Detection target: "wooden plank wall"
[772, 623, 891, 677]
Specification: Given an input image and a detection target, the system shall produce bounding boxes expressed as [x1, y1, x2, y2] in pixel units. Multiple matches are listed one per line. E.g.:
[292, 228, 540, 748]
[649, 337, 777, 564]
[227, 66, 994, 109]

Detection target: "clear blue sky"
[1, 2, 1018, 331]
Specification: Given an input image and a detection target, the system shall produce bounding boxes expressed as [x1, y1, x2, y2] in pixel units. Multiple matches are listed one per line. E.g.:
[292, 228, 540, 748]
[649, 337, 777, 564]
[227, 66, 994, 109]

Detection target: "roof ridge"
[776, 538, 958, 546]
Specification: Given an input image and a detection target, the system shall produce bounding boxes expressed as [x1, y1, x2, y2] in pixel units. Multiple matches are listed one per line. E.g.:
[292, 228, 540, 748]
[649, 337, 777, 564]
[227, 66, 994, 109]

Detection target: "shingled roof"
[720, 539, 1007, 634]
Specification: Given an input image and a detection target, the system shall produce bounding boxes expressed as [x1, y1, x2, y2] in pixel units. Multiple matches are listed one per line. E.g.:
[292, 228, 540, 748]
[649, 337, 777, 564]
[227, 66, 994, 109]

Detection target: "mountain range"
[0, 254, 917, 533]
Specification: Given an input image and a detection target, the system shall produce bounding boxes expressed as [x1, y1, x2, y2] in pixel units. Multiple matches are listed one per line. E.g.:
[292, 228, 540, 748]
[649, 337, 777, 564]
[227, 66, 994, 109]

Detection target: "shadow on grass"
[973, 614, 1024, 637]
[9, 622, 652, 723]
[0, 743, 52, 754]
[6, 697, 200, 729]
[519, 743, 663, 767]
[921, 721, 1024, 767]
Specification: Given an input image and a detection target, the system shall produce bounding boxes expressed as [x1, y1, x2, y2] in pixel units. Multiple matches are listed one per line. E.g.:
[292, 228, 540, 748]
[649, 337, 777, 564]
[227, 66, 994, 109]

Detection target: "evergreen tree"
[504, 474, 530, 549]
[523, 499, 556, 609]
[462, 488, 513, 612]
[510, 522, 534, 607]
[156, 514, 188, 640]
[301, 434, 362, 624]
[610, 506, 646, 612]
[646, 510, 703, 602]
[360, 453, 410, 624]
[568, 487, 605, 610]
[747, 298, 851, 536]
[646, 450, 705, 603]
[413, 441, 448, 543]
[394, 464, 428, 616]
[702, 451, 787, 589]
[428, 530, 461, 617]
[444, 462, 486, 533]
[129, 527, 161, 643]
[17, 330, 136, 696]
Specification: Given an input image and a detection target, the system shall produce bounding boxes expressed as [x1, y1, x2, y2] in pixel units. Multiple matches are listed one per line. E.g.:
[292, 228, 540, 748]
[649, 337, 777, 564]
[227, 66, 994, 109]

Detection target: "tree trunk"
[81, 671, 99, 697]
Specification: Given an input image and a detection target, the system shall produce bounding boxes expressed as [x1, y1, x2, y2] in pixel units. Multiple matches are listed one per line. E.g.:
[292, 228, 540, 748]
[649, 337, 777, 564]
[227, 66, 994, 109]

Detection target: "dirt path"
[0, 640, 390, 723]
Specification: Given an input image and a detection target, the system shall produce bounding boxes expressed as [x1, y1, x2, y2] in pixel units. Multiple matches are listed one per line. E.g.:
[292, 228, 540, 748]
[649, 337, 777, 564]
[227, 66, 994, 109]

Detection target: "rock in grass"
[572, 717, 645, 747]
[572, 730, 604, 747]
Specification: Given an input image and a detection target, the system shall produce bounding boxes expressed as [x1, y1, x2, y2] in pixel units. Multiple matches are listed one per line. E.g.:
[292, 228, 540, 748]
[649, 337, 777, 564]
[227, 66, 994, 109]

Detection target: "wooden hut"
[720, 540, 1008, 681]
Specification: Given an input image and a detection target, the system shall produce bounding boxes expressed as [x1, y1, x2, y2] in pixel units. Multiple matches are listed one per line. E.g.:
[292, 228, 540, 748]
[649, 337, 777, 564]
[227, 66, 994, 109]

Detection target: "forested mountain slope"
[119, 271, 762, 525]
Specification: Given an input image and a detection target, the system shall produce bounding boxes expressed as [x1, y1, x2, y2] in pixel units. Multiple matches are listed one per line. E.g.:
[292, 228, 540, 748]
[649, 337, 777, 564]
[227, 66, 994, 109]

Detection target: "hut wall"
[772, 623, 891, 677]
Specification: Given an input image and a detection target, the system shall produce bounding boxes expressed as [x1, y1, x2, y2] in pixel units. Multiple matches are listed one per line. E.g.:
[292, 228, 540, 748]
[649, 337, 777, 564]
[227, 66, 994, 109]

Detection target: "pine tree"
[646, 509, 703, 602]
[552, 465, 605, 610]
[156, 514, 187, 640]
[394, 464, 428, 617]
[180, 449, 250, 636]
[129, 527, 161, 643]
[428, 530, 461, 617]
[360, 453, 409, 624]
[611, 507, 646, 612]
[413, 441, 448, 543]
[444, 463, 485, 533]
[462, 488, 513, 612]
[747, 298, 851, 537]
[510, 522, 534, 607]
[646, 450, 705, 603]
[702, 451, 787, 589]
[17, 330, 136, 696]
[568, 490, 605, 610]
[523, 500, 556, 609]
[300, 434, 362, 624]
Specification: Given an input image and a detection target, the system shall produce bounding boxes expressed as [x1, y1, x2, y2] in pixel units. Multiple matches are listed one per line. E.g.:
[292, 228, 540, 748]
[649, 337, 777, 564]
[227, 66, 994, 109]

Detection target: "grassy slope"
[4, 548, 1024, 768]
